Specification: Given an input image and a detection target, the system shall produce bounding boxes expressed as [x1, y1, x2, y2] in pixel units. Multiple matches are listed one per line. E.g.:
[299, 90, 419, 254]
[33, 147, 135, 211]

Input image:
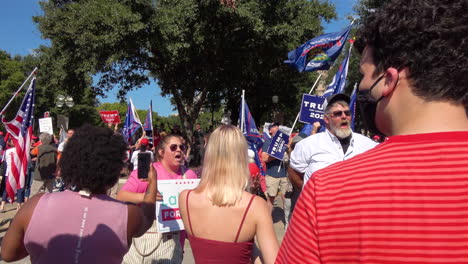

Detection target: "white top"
[4, 148, 16, 177]
[290, 129, 378, 186]
[57, 141, 66, 152]
[130, 150, 154, 169]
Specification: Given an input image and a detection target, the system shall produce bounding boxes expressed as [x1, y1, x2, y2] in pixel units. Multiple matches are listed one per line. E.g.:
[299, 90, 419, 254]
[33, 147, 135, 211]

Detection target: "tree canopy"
[34, 0, 336, 142]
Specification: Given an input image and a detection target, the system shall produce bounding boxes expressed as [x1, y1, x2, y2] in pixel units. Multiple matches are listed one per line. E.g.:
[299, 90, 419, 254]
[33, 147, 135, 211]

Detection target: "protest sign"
[156, 179, 200, 233]
[99, 110, 121, 124]
[38, 117, 53, 135]
[57, 115, 69, 129]
[299, 94, 326, 124]
[266, 131, 290, 161]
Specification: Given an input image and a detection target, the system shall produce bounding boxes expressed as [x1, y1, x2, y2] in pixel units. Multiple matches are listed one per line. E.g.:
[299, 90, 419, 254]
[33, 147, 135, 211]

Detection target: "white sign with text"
[156, 179, 200, 233]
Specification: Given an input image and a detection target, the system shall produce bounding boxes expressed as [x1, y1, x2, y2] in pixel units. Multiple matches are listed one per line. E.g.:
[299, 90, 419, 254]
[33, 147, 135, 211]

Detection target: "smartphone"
[137, 152, 151, 179]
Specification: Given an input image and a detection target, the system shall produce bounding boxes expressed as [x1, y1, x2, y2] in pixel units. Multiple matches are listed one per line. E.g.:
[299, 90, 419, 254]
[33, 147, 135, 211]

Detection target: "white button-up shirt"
[290, 129, 378, 186]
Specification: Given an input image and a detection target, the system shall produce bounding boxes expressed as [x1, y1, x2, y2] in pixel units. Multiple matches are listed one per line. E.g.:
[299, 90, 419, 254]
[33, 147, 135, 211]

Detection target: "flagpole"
[150, 100, 155, 145]
[0, 67, 37, 116]
[289, 72, 322, 134]
[240, 90, 245, 132]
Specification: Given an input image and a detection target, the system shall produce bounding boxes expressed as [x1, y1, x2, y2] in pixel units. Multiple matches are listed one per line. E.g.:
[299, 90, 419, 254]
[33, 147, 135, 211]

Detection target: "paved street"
[0, 178, 286, 264]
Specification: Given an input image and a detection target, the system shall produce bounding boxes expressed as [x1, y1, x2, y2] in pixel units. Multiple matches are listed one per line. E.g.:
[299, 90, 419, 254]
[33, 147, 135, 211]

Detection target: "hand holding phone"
[137, 152, 152, 179]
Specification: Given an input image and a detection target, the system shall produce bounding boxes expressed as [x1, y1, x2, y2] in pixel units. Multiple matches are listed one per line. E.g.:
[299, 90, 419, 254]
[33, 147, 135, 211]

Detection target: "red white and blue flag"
[122, 98, 142, 144]
[1, 77, 36, 201]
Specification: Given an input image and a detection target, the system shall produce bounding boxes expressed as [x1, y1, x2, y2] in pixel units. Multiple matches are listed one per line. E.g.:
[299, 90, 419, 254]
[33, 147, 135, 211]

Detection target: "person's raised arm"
[127, 164, 158, 241]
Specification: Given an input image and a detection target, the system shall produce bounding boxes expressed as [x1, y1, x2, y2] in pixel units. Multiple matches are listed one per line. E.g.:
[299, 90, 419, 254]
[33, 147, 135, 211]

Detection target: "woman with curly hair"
[179, 125, 279, 263]
[1, 125, 158, 263]
[117, 133, 197, 264]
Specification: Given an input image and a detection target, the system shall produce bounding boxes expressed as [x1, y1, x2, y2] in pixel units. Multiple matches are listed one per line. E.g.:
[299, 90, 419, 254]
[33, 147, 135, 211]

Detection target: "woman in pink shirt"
[117, 134, 197, 264]
[1, 125, 158, 264]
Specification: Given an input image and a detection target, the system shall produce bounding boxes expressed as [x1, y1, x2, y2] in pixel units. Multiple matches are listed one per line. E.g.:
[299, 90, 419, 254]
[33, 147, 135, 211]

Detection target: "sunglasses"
[329, 110, 351, 118]
[169, 144, 186, 152]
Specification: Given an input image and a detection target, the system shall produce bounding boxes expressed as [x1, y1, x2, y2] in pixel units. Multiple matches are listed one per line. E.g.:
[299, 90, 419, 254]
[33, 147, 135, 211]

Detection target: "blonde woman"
[179, 125, 279, 263]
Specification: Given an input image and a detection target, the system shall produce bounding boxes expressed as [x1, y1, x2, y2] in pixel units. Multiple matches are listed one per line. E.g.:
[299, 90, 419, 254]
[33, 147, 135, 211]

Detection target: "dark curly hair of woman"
[355, 0, 468, 106]
[59, 124, 127, 194]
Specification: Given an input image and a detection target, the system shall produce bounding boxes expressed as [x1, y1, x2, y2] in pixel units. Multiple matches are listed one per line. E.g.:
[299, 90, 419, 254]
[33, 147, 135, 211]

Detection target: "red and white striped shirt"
[276, 131, 468, 264]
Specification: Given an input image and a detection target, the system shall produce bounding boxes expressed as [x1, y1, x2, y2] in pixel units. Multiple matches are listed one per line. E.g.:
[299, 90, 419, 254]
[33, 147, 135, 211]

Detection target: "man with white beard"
[288, 93, 377, 188]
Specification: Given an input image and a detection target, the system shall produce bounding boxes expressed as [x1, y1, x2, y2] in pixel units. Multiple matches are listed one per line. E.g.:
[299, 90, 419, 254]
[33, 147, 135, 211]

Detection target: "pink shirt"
[120, 162, 198, 193]
[120, 162, 197, 248]
[24, 190, 128, 264]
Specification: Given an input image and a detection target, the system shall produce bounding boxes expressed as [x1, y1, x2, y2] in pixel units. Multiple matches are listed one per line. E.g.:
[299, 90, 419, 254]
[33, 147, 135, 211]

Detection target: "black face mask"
[358, 74, 386, 136]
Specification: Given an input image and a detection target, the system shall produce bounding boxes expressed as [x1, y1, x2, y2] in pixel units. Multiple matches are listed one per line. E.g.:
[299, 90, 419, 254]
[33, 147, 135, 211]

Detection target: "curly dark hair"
[355, 0, 468, 106]
[59, 124, 127, 194]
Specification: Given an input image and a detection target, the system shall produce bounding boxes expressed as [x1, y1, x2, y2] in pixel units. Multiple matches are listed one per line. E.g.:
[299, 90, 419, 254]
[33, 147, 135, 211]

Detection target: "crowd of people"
[1, 0, 468, 263]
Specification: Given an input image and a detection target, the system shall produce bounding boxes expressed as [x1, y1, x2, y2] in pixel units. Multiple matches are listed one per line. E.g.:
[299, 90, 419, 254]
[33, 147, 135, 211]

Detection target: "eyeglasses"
[169, 144, 186, 152]
[328, 110, 351, 118]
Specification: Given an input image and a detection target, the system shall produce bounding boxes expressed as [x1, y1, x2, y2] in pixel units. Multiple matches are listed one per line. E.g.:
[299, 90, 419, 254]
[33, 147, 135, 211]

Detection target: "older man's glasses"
[169, 144, 186, 152]
[329, 110, 351, 118]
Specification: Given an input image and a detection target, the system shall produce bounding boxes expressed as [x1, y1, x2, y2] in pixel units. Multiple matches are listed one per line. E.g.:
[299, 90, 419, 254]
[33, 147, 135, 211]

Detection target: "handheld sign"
[99, 110, 121, 124]
[156, 179, 200, 233]
[266, 131, 290, 161]
[38, 117, 54, 135]
[299, 94, 326, 124]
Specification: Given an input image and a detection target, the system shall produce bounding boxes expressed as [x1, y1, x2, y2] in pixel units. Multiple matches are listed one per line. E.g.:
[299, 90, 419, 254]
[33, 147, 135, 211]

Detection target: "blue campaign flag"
[300, 123, 313, 136]
[266, 131, 290, 161]
[143, 101, 153, 132]
[239, 97, 265, 175]
[299, 94, 326, 125]
[239, 98, 263, 150]
[285, 26, 351, 72]
[122, 98, 142, 144]
[322, 46, 352, 98]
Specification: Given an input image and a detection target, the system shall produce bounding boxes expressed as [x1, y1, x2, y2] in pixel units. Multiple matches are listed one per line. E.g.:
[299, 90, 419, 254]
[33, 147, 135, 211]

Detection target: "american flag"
[1, 77, 36, 201]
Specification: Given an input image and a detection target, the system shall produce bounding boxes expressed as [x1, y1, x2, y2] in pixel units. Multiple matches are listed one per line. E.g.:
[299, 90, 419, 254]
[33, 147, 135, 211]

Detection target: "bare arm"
[261, 152, 276, 163]
[254, 197, 279, 264]
[127, 165, 157, 241]
[117, 190, 145, 204]
[288, 166, 304, 190]
[1, 193, 44, 262]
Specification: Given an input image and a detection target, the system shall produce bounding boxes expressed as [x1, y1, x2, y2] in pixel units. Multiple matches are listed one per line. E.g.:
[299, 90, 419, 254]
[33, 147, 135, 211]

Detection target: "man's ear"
[383, 67, 399, 96]
[324, 114, 330, 125]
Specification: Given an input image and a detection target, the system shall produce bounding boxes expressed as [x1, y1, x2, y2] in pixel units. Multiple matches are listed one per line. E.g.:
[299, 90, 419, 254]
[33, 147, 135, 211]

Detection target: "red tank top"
[186, 190, 255, 263]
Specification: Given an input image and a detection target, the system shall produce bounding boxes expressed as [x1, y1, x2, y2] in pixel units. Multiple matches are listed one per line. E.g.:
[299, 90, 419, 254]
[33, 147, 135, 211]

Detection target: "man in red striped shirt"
[276, 0, 468, 263]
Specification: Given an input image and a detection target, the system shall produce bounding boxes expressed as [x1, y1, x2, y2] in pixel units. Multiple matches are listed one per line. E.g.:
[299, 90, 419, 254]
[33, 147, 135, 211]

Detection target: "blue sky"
[0, 0, 356, 116]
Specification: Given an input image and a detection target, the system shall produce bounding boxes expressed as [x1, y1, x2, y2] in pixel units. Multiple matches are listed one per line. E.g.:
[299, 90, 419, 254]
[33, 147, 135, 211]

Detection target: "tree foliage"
[34, 0, 336, 142]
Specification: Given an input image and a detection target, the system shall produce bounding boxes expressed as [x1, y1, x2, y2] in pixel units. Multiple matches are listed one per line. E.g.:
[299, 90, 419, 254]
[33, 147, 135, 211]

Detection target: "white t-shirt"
[290, 129, 378, 186]
[4, 148, 16, 177]
[58, 141, 66, 152]
[130, 150, 154, 169]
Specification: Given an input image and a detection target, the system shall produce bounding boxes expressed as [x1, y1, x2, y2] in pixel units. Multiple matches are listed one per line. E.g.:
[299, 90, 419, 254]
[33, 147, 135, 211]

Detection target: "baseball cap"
[322, 93, 351, 111]
[268, 122, 280, 130]
[140, 138, 149, 146]
[292, 133, 308, 144]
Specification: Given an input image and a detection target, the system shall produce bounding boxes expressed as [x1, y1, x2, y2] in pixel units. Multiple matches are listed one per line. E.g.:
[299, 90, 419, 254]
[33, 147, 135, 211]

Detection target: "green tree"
[34, 0, 336, 143]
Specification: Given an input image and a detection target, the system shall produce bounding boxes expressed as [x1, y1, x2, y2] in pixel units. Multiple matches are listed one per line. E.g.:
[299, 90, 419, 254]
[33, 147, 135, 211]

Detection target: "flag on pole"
[322, 45, 352, 98]
[143, 101, 153, 132]
[1, 77, 36, 201]
[238, 97, 265, 175]
[58, 125, 67, 144]
[122, 98, 142, 144]
[285, 26, 351, 72]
